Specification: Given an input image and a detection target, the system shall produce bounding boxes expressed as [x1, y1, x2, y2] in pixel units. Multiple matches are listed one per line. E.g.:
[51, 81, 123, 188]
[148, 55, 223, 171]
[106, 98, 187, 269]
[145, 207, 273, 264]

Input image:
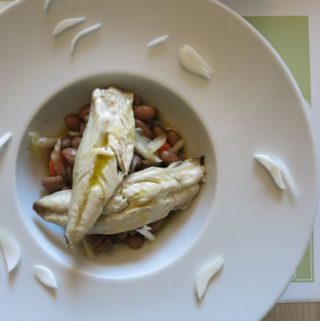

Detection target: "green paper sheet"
[245, 16, 313, 282]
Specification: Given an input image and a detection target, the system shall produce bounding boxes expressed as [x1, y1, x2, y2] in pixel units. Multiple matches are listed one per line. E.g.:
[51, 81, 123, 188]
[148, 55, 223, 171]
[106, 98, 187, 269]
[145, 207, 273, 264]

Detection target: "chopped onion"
[33, 265, 58, 289]
[169, 139, 184, 154]
[179, 44, 213, 80]
[29, 132, 58, 149]
[254, 154, 299, 196]
[53, 17, 86, 37]
[0, 230, 20, 273]
[68, 131, 82, 137]
[147, 134, 167, 153]
[196, 257, 224, 300]
[50, 139, 65, 176]
[147, 35, 169, 48]
[71, 23, 101, 55]
[136, 225, 156, 242]
[135, 130, 162, 164]
[0, 132, 12, 151]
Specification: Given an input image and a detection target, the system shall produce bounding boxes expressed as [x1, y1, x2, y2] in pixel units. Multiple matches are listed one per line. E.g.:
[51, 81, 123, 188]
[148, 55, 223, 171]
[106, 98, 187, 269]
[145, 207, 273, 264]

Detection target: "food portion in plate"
[34, 159, 204, 233]
[66, 87, 135, 247]
[31, 86, 205, 256]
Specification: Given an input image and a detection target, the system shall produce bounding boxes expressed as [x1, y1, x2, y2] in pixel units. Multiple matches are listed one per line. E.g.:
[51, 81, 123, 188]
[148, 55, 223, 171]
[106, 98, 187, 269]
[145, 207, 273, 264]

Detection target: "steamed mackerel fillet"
[65, 87, 135, 246]
[34, 159, 205, 234]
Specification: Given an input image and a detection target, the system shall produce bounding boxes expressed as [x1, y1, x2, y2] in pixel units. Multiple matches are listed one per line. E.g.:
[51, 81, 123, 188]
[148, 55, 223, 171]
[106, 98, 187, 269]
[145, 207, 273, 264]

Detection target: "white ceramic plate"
[0, 1, 317, 320]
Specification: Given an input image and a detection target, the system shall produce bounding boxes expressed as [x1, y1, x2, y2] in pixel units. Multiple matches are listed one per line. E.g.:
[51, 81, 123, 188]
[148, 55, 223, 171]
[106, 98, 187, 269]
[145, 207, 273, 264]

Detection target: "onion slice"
[147, 35, 169, 48]
[71, 23, 101, 55]
[0, 230, 21, 273]
[29, 132, 58, 149]
[33, 265, 58, 289]
[53, 17, 86, 37]
[254, 154, 299, 196]
[0, 132, 12, 151]
[136, 225, 156, 242]
[43, 0, 54, 11]
[179, 44, 213, 80]
[196, 257, 224, 300]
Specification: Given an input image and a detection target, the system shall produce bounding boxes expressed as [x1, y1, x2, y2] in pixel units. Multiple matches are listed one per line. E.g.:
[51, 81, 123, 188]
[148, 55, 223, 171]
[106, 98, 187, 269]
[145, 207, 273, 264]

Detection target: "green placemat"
[245, 16, 313, 282]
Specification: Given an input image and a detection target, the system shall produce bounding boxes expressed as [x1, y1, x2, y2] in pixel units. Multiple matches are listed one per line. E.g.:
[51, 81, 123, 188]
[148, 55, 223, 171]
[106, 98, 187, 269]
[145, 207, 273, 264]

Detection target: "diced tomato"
[49, 159, 57, 176]
[158, 142, 171, 154]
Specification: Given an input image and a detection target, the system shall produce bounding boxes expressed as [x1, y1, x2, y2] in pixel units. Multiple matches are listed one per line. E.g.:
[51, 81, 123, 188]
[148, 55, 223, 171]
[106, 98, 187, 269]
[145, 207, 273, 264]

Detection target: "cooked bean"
[61, 148, 77, 166]
[160, 150, 180, 165]
[167, 129, 181, 146]
[72, 136, 82, 149]
[80, 122, 86, 135]
[134, 105, 157, 121]
[60, 136, 72, 150]
[150, 218, 166, 233]
[152, 124, 166, 138]
[64, 114, 81, 131]
[65, 166, 73, 186]
[129, 154, 143, 173]
[125, 234, 144, 249]
[135, 119, 152, 139]
[79, 105, 90, 121]
[111, 232, 128, 243]
[41, 175, 65, 192]
[96, 236, 113, 253]
[86, 234, 105, 248]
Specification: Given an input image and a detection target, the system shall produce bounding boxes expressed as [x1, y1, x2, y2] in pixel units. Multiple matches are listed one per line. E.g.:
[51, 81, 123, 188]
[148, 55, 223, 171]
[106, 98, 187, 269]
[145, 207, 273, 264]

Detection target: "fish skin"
[65, 87, 134, 247]
[34, 159, 204, 235]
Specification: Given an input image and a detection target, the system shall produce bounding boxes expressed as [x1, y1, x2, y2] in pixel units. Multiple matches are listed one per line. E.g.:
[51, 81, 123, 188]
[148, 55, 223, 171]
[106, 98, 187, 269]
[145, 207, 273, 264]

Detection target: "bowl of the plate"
[15, 72, 217, 278]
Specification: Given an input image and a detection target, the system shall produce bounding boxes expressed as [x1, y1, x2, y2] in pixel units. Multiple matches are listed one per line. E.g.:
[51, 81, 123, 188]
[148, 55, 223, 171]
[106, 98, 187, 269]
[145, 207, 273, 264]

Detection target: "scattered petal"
[0, 230, 21, 273]
[136, 225, 156, 242]
[254, 154, 299, 195]
[53, 17, 87, 37]
[33, 265, 58, 289]
[71, 23, 101, 55]
[43, 0, 54, 11]
[0, 132, 12, 151]
[196, 257, 224, 300]
[179, 44, 213, 80]
[147, 35, 169, 48]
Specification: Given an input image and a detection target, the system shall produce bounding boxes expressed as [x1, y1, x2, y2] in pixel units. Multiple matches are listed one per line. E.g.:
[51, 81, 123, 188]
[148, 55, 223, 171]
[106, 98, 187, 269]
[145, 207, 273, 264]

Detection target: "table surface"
[0, 1, 319, 320]
[264, 303, 320, 321]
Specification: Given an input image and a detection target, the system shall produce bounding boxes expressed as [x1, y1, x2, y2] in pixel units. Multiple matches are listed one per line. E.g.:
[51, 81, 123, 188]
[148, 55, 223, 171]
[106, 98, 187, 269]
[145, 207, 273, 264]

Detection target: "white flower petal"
[179, 45, 213, 80]
[71, 23, 101, 55]
[136, 225, 156, 242]
[53, 17, 86, 37]
[196, 257, 224, 300]
[33, 265, 58, 289]
[254, 154, 299, 195]
[147, 35, 169, 48]
[0, 230, 21, 273]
